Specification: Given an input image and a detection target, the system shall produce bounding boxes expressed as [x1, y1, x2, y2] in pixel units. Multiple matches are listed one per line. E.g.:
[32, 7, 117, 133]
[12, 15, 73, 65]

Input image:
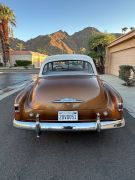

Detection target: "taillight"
[117, 102, 123, 112]
[14, 104, 19, 112]
[14, 104, 20, 120]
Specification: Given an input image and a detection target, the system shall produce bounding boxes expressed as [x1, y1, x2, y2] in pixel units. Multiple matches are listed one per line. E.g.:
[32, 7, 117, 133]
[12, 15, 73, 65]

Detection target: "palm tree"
[0, 3, 16, 66]
[130, 27, 134, 31]
[16, 43, 25, 51]
[37, 47, 48, 54]
[122, 27, 128, 34]
[0, 21, 6, 63]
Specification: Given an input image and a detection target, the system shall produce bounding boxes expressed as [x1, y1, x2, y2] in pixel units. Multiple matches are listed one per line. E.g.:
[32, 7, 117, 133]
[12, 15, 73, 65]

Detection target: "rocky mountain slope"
[23, 27, 100, 55]
[1, 27, 121, 55]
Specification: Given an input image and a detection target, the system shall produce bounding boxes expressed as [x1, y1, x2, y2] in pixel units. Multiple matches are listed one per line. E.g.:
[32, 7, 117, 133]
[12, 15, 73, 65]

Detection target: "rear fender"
[103, 81, 123, 119]
[14, 82, 34, 120]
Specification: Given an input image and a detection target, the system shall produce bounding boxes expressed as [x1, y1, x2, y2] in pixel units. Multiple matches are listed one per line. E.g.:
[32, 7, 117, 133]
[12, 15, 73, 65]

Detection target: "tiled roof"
[0, 51, 47, 57]
[10, 51, 32, 55]
[9, 51, 46, 56]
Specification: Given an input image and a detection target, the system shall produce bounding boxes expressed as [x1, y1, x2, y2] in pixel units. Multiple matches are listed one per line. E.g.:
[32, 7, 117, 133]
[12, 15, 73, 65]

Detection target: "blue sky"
[1, 0, 135, 41]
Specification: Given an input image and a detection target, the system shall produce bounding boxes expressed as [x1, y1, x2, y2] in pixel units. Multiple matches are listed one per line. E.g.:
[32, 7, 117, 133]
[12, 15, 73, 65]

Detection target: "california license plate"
[58, 111, 78, 121]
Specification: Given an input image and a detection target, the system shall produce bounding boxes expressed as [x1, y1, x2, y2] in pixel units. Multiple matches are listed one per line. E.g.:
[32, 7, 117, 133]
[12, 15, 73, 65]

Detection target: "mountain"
[71, 27, 100, 51]
[0, 27, 122, 55]
[22, 27, 100, 55]
[25, 31, 77, 55]
[10, 27, 100, 55]
[9, 38, 25, 50]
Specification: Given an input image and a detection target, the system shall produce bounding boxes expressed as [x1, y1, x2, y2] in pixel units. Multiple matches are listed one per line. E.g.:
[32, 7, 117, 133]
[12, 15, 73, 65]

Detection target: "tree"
[16, 43, 25, 51]
[130, 27, 134, 31]
[122, 27, 128, 34]
[0, 21, 6, 63]
[36, 47, 47, 54]
[80, 47, 86, 54]
[0, 3, 16, 66]
[88, 33, 116, 74]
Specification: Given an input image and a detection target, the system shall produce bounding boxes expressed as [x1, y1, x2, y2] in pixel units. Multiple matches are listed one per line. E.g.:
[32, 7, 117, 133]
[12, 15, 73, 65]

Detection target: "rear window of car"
[42, 60, 94, 75]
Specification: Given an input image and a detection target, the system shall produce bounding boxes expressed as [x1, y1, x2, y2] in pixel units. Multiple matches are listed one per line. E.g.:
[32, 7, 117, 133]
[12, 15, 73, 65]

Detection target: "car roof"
[39, 54, 97, 77]
[43, 54, 93, 63]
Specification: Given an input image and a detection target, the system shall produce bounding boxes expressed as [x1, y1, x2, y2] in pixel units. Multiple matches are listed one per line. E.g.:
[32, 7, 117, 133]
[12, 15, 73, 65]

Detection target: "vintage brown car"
[13, 54, 125, 137]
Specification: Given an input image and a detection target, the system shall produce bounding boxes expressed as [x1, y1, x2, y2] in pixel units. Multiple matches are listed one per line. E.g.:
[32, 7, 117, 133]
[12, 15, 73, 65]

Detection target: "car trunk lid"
[28, 75, 108, 110]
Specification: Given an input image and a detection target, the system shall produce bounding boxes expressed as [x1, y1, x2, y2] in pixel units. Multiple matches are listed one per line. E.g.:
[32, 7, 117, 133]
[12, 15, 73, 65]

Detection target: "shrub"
[0, 62, 3, 67]
[15, 60, 32, 67]
[119, 65, 133, 86]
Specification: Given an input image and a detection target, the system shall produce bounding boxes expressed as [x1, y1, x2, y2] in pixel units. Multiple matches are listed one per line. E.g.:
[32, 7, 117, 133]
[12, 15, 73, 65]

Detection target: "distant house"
[106, 29, 135, 76]
[0, 51, 48, 68]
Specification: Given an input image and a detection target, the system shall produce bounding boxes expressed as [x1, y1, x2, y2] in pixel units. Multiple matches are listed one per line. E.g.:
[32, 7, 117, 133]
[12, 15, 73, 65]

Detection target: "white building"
[0, 51, 48, 67]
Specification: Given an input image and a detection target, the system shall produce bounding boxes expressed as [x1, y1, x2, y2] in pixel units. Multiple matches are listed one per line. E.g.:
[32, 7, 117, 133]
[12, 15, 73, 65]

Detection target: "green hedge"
[15, 60, 32, 67]
[0, 63, 3, 67]
[119, 65, 133, 86]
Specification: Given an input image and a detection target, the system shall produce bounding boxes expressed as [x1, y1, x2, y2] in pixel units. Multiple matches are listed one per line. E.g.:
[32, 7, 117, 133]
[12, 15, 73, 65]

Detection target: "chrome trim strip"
[53, 98, 83, 103]
[13, 119, 125, 131]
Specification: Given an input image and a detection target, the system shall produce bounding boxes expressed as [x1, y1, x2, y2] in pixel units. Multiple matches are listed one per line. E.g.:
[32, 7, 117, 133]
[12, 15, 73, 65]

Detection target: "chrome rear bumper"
[13, 119, 125, 132]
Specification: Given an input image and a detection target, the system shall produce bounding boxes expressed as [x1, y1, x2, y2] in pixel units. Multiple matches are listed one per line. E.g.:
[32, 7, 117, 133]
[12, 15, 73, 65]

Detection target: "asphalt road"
[0, 73, 37, 89]
[0, 93, 135, 180]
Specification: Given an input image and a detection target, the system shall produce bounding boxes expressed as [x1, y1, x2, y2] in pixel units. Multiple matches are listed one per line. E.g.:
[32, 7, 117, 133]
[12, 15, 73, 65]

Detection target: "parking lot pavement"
[0, 73, 38, 101]
[0, 92, 135, 180]
[100, 74, 135, 118]
[0, 73, 37, 89]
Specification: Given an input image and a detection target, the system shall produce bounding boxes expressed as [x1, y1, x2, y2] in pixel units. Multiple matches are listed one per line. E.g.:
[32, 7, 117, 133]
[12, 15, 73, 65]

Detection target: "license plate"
[58, 111, 78, 121]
